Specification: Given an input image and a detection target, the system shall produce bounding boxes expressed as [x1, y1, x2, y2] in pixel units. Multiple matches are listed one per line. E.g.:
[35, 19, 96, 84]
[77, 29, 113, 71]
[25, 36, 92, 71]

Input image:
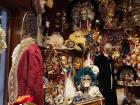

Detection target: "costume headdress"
[75, 67, 96, 86]
[103, 43, 113, 49]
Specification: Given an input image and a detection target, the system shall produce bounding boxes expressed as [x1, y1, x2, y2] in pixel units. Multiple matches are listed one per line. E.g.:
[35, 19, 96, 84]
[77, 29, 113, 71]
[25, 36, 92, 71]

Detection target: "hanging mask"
[80, 8, 88, 21]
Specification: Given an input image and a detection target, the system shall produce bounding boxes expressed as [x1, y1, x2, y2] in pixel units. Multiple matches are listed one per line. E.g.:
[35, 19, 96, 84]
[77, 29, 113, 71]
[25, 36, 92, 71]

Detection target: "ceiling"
[0, 0, 31, 10]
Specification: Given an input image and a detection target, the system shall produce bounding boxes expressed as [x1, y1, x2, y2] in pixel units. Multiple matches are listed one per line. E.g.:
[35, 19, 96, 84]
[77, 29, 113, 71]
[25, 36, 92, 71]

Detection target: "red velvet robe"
[9, 37, 44, 105]
[17, 44, 44, 105]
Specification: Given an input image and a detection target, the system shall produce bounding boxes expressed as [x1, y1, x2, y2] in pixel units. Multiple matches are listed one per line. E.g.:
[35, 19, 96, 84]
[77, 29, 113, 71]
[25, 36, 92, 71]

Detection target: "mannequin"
[94, 43, 117, 105]
[8, 11, 44, 105]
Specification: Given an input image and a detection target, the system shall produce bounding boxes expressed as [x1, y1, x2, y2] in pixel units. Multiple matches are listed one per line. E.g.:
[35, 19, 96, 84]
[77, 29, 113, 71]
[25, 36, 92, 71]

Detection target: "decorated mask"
[60, 55, 69, 68]
[104, 43, 113, 56]
[80, 8, 88, 21]
[81, 75, 91, 88]
[73, 57, 83, 70]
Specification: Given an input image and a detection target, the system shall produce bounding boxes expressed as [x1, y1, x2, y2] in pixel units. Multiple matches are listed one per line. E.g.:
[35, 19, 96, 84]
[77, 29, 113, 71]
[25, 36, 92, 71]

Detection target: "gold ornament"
[45, 0, 54, 8]
[0, 26, 7, 53]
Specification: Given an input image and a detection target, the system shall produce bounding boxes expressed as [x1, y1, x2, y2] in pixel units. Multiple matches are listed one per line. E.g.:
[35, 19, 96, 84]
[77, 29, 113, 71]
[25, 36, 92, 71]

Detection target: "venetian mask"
[60, 55, 68, 68]
[81, 75, 91, 88]
[80, 8, 88, 20]
[46, 63, 53, 72]
[124, 73, 131, 80]
[73, 57, 83, 70]
[104, 43, 113, 56]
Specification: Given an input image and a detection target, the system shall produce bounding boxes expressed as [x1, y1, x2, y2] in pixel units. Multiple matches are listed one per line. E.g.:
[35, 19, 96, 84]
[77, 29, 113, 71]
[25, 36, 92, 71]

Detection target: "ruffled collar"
[12, 37, 36, 64]
[20, 37, 36, 48]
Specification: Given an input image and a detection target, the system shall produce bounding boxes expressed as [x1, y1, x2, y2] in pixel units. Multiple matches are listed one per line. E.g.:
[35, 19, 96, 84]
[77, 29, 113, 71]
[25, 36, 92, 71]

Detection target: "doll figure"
[73, 57, 83, 76]
[59, 55, 73, 77]
[59, 55, 76, 105]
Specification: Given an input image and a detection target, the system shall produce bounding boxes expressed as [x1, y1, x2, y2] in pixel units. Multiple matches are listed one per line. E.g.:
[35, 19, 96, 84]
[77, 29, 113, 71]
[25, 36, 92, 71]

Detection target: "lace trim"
[8, 37, 36, 104]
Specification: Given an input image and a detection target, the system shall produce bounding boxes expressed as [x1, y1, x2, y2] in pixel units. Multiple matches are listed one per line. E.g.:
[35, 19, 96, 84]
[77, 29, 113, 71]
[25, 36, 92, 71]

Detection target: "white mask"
[83, 82, 90, 87]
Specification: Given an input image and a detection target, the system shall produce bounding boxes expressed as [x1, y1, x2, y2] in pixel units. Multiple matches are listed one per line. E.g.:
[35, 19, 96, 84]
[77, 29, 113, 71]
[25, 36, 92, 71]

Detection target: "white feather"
[84, 52, 99, 75]
[43, 33, 65, 49]
[64, 77, 76, 98]
[88, 86, 103, 98]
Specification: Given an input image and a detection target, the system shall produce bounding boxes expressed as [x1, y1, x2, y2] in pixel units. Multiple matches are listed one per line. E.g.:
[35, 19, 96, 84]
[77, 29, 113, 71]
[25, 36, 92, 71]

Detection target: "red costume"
[8, 37, 44, 105]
